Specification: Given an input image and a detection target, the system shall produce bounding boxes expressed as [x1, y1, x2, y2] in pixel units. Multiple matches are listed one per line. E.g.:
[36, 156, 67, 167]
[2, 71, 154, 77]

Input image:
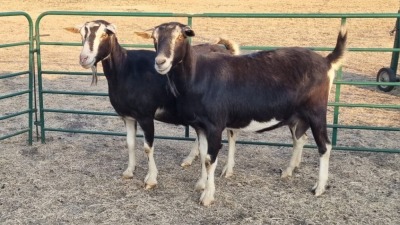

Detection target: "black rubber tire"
[376, 67, 396, 92]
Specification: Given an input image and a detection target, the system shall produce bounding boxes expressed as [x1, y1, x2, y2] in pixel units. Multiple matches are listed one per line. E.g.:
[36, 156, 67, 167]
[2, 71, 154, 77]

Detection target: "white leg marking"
[221, 130, 237, 178]
[281, 134, 307, 178]
[195, 132, 208, 191]
[313, 143, 332, 196]
[144, 142, 158, 189]
[181, 138, 199, 167]
[200, 158, 217, 206]
[122, 118, 136, 179]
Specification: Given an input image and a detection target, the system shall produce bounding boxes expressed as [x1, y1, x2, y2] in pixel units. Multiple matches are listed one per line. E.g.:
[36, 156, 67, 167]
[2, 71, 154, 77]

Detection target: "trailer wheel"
[376, 67, 396, 92]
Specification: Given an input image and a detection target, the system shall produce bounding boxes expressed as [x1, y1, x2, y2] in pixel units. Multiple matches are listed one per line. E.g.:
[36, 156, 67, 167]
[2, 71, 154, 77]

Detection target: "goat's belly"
[228, 118, 280, 132]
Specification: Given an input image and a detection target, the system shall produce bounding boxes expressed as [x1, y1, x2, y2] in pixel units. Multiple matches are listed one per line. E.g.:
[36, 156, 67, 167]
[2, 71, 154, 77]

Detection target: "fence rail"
[2, 11, 399, 153]
[0, 12, 34, 144]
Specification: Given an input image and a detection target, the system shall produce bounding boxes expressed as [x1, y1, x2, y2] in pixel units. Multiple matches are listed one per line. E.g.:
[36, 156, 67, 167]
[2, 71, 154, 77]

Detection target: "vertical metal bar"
[390, 10, 400, 74]
[331, 17, 347, 146]
[35, 18, 46, 143]
[27, 15, 34, 145]
[184, 16, 193, 138]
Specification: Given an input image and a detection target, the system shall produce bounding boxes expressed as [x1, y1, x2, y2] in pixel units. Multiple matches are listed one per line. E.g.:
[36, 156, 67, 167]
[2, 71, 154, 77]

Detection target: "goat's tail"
[326, 25, 347, 70]
[216, 37, 241, 55]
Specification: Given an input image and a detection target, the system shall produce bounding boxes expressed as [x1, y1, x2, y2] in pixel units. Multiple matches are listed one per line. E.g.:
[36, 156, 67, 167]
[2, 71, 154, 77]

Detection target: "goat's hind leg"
[181, 137, 199, 168]
[220, 129, 237, 178]
[122, 118, 137, 179]
[281, 122, 308, 179]
[309, 114, 331, 196]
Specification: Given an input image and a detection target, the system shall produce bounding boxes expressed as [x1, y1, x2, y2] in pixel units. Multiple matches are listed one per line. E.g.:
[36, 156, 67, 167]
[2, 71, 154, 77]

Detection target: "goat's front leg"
[181, 137, 199, 168]
[221, 129, 237, 178]
[122, 118, 137, 179]
[199, 129, 222, 206]
[195, 130, 208, 191]
[138, 119, 158, 189]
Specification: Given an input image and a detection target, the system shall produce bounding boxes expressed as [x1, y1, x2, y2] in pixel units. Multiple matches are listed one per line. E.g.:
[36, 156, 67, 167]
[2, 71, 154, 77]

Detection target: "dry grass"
[1, 0, 400, 224]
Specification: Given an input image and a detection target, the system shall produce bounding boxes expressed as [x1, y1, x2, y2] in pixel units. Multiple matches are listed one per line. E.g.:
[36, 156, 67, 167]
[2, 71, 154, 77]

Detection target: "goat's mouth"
[155, 64, 172, 75]
[80, 58, 96, 69]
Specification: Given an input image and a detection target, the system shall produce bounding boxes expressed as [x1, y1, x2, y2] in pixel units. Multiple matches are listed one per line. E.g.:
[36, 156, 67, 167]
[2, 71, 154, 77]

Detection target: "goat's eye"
[101, 33, 108, 38]
[177, 34, 184, 40]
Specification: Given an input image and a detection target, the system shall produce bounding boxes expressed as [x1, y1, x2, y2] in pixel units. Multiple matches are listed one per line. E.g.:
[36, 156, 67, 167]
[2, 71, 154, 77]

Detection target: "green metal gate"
[0, 12, 34, 144]
[31, 11, 400, 153]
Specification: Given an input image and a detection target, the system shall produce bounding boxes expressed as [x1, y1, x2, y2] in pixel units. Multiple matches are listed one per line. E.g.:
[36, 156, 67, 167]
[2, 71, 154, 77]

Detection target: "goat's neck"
[101, 38, 127, 86]
[169, 44, 196, 94]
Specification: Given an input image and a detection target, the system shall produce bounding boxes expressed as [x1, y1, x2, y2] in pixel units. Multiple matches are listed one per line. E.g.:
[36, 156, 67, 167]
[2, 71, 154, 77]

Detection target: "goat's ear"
[134, 31, 152, 39]
[183, 26, 195, 37]
[64, 24, 83, 34]
[106, 24, 117, 34]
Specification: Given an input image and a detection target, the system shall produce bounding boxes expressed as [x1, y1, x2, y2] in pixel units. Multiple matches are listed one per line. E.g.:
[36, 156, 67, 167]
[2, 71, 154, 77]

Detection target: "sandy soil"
[1, 0, 400, 224]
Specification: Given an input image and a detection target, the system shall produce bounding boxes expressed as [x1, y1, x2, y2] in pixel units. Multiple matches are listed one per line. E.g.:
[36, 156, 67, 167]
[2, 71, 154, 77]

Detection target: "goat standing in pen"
[150, 22, 347, 206]
[65, 20, 240, 189]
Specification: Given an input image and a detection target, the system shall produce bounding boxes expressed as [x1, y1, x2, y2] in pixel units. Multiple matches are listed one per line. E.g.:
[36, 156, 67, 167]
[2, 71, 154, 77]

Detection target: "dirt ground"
[1, 0, 400, 224]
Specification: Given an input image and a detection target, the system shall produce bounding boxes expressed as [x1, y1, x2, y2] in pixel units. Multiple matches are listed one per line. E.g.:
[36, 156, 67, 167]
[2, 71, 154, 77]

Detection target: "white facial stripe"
[153, 25, 182, 74]
[79, 23, 106, 68]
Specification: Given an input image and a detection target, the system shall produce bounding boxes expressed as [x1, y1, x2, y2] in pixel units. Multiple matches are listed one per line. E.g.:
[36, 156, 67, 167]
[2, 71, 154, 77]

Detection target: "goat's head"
[65, 20, 116, 85]
[150, 22, 195, 75]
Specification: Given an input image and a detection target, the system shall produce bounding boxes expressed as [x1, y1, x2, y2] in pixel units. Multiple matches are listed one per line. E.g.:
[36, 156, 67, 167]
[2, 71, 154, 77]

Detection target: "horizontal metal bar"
[45, 127, 126, 136]
[41, 90, 108, 96]
[39, 41, 400, 53]
[42, 71, 104, 76]
[332, 146, 400, 153]
[38, 11, 400, 19]
[328, 124, 400, 132]
[334, 80, 400, 86]
[44, 108, 118, 116]
[0, 71, 30, 79]
[0, 110, 32, 120]
[44, 127, 400, 153]
[0, 90, 30, 100]
[39, 41, 153, 49]
[328, 102, 400, 109]
[0, 129, 30, 141]
[242, 46, 400, 52]
[0, 42, 30, 48]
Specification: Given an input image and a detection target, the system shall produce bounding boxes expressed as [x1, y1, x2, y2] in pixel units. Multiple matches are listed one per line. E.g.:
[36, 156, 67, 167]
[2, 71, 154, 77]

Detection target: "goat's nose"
[155, 57, 166, 66]
[80, 55, 88, 64]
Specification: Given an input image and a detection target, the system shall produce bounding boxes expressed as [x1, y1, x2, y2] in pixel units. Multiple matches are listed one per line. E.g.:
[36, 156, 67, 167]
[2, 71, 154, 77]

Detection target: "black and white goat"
[66, 20, 240, 188]
[150, 22, 347, 205]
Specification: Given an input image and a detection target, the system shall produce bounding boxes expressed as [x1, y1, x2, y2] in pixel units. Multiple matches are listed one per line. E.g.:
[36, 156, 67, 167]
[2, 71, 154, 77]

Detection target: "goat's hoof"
[220, 167, 233, 178]
[122, 170, 134, 179]
[311, 183, 326, 196]
[280, 168, 292, 179]
[144, 183, 157, 190]
[199, 191, 215, 206]
[180, 161, 192, 168]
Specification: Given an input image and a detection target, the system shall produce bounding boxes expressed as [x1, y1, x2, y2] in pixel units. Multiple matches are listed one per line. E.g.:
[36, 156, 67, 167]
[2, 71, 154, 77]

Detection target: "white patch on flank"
[153, 26, 181, 75]
[237, 118, 280, 132]
[122, 117, 137, 179]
